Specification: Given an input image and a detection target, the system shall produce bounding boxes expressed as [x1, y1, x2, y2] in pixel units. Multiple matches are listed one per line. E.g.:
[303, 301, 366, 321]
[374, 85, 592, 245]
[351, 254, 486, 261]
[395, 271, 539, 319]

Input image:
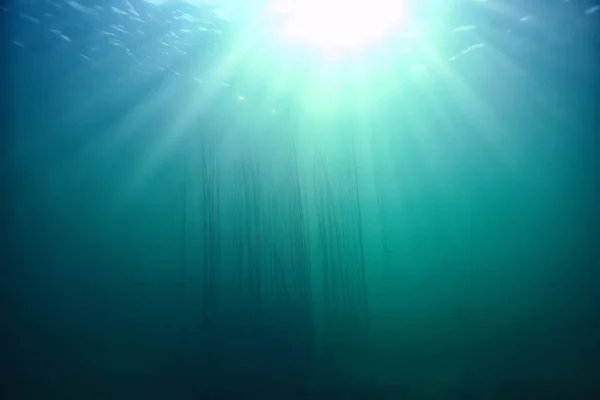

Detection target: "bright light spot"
[266, 0, 405, 49]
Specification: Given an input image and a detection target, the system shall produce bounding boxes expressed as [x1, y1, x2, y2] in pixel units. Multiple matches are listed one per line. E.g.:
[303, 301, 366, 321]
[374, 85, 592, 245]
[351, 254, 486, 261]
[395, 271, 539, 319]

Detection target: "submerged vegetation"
[159, 103, 384, 388]
[8, 0, 598, 397]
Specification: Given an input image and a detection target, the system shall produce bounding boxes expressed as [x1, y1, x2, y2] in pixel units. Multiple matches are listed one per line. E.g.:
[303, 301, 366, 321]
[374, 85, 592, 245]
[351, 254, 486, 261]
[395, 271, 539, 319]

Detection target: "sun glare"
[266, 0, 405, 50]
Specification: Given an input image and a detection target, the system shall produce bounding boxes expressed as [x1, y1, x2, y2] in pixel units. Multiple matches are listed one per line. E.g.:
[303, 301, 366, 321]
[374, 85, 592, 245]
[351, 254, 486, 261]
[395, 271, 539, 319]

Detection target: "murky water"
[4, 0, 600, 398]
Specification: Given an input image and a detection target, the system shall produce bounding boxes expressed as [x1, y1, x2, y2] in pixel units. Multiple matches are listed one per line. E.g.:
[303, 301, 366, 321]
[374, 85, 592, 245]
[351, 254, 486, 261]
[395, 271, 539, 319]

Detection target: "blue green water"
[3, 0, 600, 398]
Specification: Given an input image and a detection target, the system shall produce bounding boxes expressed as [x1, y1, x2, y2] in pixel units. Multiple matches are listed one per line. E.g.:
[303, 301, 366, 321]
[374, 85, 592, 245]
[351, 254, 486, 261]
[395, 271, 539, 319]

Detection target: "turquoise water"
[4, 1, 600, 398]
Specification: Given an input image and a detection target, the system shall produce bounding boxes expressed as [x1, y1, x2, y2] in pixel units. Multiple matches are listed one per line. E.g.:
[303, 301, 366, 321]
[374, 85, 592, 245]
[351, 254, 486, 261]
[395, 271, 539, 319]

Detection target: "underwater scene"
[3, 0, 600, 398]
